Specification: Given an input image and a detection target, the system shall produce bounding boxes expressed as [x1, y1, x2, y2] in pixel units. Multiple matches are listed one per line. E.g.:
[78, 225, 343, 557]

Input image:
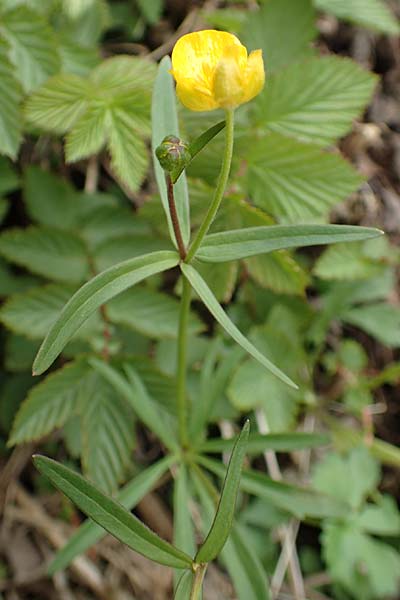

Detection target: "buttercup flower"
[171, 30, 265, 112]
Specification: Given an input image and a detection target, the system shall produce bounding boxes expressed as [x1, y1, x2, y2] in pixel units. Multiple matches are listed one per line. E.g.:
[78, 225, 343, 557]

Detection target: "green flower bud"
[155, 135, 191, 176]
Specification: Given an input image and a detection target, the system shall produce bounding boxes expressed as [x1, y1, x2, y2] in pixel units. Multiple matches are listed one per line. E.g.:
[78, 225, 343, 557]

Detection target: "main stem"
[185, 108, 235, 263]
[167, 174, 187, 260]
[175, 109, 234, 448]
[177, 274, 191, 447]
[190, 563, 207, 600]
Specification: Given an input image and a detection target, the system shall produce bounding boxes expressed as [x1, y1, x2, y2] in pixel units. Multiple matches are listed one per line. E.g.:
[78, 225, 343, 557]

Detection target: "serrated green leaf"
[93, 234, 169, 271]
[342, 303, 400, 347]
[323, 522, 400, 600]
[0, 283, 101, 340]
[314, 0, 400, 34]
[80, 373, 135, 493]
[355, 496, 400, 536]
[89, 358, 177, 452]
[198, 456, 348, 520]
[152, 56, 190, 248]
[312, 447, 380, 510]
[0, 7, 60, 92]
[181, 264, 297, 389]
[49, 455, 175, 574]
[26, 56, 155, 192]
[33, 455, 193, 569]
[243, 0, 317, 72]
[248, 133, 363, 222]
[107, 285, 203, 339]
[25, 73, 90, 133]
[199, 432, 330, 454]
[59, 37, 100, 76]
[196, 421, 249, 563]
[8, 360, 91, 446]
[254, 56, 377, 146]
[0, 226, 89, 283]
[245, 252, 309, 296]
[314, 241, 384, 280]
[0, 38, 23, 158]
[65, 102, 107, 162]
[196, 225, 382, 262]
[33, 251, 180, 375]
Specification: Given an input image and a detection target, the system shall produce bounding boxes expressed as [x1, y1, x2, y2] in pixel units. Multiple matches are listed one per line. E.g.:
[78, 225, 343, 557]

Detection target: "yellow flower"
[171, 30, 265, 112]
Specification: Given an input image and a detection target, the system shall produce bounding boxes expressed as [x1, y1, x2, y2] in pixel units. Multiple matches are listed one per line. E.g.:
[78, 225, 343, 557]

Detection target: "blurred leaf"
[49, 455, 175, 574]
[181, 264, 297, 389]
[243, 0, 317, 72]
[200, 432, 330, 454]
[0, 227, 89, 283]
[323, 522, 400, 600]
[80, 373, 135, 493]
[93, 234, 169, 271]
[0, 156, 20, 194]
[247, 133, 362, 222]
[196, 421, 249, 563]
[355, 495, 400, 536]
[342, 303, 400, 347]
[107, 286, 203, 339]
[312, 447, 380, 510]
[254, 56, 377, 146]
[199, 456, 349, 519]
[174, 571, 196, 600]
[152, 56, 190, 247]
[0, 38, 23, 158]
[5, 334, 40, 372]
[194, 260, 238, 303]
[8, 360, 91, 446]
[0, 283, 101, 340]
[314, 0, 400, 34]
[314, 241, 385, 280]
[34, 455, 193, 569]
[0, 7, 60, 92]
[90, 359, 177, 451]
[33, 250, 179, 375]
[136, 0, 163, 24]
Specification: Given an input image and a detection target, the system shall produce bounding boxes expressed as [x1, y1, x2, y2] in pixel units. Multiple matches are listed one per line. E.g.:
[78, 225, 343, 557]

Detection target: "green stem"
[185, 108, 235, 263]
[190, 563, 207, 600]
[177, 274, 191, 447]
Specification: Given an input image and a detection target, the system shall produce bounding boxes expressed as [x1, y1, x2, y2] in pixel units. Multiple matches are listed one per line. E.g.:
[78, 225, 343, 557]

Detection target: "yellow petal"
[212, 46, 247, 109]
[241, 50, 265, 104]
[175, 77, 219, 112]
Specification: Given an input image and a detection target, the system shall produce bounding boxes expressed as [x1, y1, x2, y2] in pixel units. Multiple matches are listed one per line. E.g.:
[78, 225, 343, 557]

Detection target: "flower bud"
[155, 135, 191, 175]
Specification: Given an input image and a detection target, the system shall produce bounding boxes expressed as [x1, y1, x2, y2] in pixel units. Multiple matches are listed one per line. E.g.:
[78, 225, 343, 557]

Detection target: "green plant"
[1, 1, 400, 598]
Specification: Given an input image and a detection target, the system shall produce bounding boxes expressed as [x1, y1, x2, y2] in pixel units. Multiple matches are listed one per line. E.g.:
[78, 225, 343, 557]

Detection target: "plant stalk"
[185, 108, 234, 263]
[167, 174, 187, 260]
[177, 275, 191, 447]
[190, 563, 207, 600]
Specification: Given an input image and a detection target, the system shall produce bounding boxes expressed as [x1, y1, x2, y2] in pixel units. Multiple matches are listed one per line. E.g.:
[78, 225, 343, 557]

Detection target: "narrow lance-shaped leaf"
[49, 455, 176, 575]
[196, 224, 382, 263]
[198, 455, 348, 520]
[195, 421, 250, 563]
[34, 455, 192, 570]
[152, 56, 190, 247]
[33, 251, 179, 375]
[199, 432, 330, 455]
[181, 264, 297, 389]
[172, 120, 226, 183]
